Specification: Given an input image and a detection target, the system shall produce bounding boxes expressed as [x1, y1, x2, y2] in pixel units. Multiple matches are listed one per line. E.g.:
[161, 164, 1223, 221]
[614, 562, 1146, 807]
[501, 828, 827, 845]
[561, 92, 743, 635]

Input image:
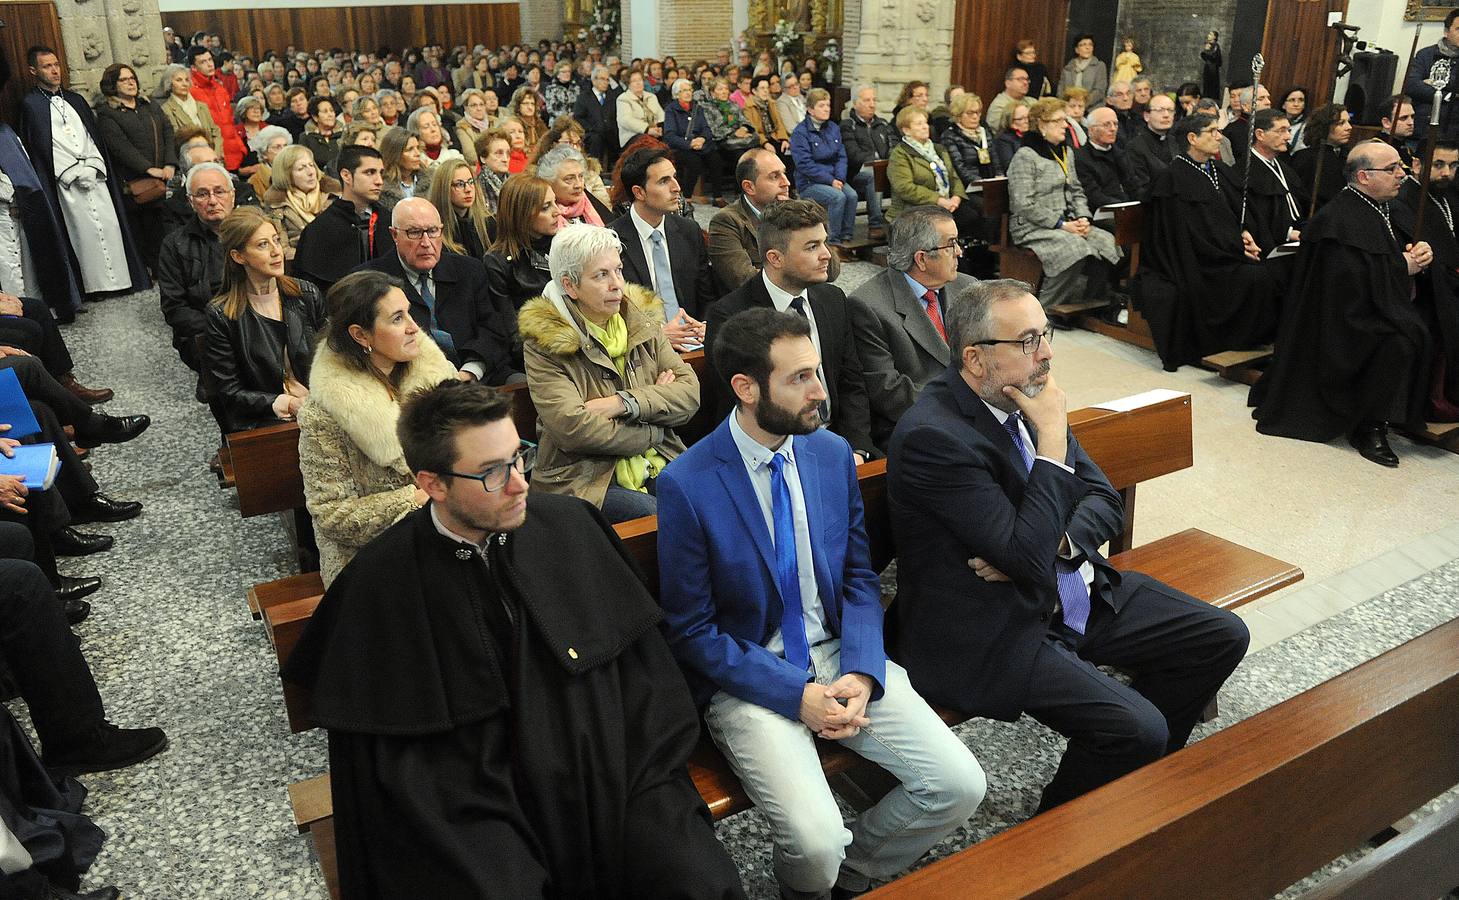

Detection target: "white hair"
[248, 124, 291, 156]
[536, 144, 586, 181]
[671, 78, 693, 97]
[549, 223, 623, 286]
[156, 63, 190, 100]
[406, 106, 443, 137]
[853, 83, 877, 99]
[184, 161, 231, 194]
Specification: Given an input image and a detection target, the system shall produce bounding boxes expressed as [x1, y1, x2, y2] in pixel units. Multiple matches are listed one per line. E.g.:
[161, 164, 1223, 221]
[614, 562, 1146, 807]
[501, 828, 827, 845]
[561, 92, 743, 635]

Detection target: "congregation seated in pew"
[517, 223, 700, 523]
[260, 145, 339, 261]
[203, 207, 325, 432]
[886, 278, 1250, 811]
[297, 270, 458, 586]
[888, 105, 992, 276]
[283, 380, 746, 899]
[292, 145, 393, 295]
[156, 160, 233, 387]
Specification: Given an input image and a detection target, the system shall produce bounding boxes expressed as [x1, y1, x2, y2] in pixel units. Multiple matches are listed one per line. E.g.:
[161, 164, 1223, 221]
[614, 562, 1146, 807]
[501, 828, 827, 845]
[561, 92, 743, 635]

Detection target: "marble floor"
[16, 271, 1459, 898]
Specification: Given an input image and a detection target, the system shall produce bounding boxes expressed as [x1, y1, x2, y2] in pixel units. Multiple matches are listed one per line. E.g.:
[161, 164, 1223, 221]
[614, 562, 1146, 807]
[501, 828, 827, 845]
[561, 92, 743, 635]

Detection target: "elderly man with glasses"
[355, 197, 520, 384]
[1255, 139, 1436, 467]
[156, 160, 235, 371]
[887, 277, 1250, 813]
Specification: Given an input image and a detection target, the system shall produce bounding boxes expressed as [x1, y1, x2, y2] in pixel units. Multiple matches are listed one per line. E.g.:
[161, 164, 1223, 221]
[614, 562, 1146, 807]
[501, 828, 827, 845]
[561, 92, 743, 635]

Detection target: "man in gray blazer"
[849, 205, 977, 451]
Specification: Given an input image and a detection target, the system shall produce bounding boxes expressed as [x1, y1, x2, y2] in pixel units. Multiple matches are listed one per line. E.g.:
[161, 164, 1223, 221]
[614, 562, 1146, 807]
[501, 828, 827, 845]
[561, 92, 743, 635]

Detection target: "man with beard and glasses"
[885, 279, 1249, 813]
[1394, 140, 1459, 420]
[284, 380, 744, 899]
[656, 307, 987, 899]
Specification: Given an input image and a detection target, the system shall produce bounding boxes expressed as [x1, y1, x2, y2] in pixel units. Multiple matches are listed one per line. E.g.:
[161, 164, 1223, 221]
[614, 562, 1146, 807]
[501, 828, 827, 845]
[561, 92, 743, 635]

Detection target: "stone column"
[844, 0, 953, 116]
[51, 0, 167, 98]
[519, 0, 567, 44]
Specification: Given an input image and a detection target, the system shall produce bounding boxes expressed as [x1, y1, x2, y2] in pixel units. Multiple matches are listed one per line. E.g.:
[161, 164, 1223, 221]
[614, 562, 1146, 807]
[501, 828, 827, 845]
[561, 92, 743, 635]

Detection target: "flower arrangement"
[772, 19, 802, 60]
[587, 0, 620, 51]
[820, 38, 840, 84]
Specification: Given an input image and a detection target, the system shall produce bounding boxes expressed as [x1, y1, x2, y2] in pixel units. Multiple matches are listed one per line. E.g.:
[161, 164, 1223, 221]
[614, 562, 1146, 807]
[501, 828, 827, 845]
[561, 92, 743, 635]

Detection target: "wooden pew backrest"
[227, 422, 305, 517]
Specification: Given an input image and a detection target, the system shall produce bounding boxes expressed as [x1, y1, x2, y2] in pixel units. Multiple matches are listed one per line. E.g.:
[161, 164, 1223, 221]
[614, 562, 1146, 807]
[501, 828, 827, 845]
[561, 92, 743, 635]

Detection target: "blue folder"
[0, 368, 41, 439]
[0, 443, 59, 489]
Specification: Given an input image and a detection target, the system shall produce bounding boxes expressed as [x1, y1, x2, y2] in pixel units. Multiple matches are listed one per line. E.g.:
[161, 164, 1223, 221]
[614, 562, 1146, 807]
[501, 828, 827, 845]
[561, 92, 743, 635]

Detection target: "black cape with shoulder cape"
[1252, 187, 1431, 439]
[1395, 178, 1459, 418]
[282, 495, 744, 900]
[1133, 155, 1282, 370]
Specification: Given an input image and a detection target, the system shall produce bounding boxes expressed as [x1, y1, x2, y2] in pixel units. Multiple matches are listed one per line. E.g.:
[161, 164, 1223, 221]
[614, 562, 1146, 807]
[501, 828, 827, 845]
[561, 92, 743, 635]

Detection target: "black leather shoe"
[43, 723, 168, 775]
[63, 599, 91, 625]
[57, 575, 102, 604]
[48, 885, 121, 900]
[1348, 424, 1399, 468]
[51, 527, 114, 557]
[75, 414, 150, 449]
[69, 493, 142, 525]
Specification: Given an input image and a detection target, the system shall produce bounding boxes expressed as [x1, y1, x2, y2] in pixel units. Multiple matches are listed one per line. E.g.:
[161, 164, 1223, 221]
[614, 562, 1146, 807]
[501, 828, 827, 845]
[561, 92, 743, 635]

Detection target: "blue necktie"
[648, 230, 682, 321]
[417, 272, 455, 355]
[768, 454, 811, 670]
[1003, 413, 1091, 634]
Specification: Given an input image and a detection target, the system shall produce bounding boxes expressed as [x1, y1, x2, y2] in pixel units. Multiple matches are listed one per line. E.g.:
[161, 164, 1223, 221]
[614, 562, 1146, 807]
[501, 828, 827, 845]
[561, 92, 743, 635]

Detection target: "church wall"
[519, 0, 566, 43]
[1115, 0, 1237, 93]
[846, 0, 956, 117]
[47, 0, 168, 98]
[657, 0, 734, 62]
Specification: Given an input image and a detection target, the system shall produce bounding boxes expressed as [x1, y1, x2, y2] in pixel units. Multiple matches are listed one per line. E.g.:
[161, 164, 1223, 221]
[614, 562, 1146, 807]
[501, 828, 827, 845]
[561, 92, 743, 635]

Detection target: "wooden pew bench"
[273, 393, 1302, 896]
[866, 616, 1459, 899]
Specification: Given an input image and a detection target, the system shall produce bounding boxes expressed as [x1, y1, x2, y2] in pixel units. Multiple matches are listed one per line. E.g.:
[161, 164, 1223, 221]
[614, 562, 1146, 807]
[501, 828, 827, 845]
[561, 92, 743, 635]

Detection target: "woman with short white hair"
[538, 144, 612, 225]
[516, 223, 700, 523]
[245, 124, 292, 197]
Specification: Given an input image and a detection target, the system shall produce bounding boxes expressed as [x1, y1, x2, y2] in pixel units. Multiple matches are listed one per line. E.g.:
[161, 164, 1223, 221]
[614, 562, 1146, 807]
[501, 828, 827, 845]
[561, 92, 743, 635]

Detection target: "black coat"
[293, 196, 392, 293]
[156, 215, 226, 363]
[573, 86, 621, 160]
[1291, 143, 1347, 215]
[942, 123, 1001, 183]
[204, 279, 326, 430]
[282, 497, 745, 900]
[356, 250, 520, 384]
[1395, 179, 1459, 413]
[483, 236, 553, 312]
[705, 272, 877, 455]
[886, 367, 1124, 721]
[1244, 152, 1309, 255]
[1134, 155, 1281, 370]
[1252, 187, 1431, 439]
[1123, 127, 1174, 199]
[842, 112, 896, 173]
[608, 209, 720, 319]
[93, 97, 176, 182]
[1073, 143, 1133, 211]
[0, 125, 82, 318]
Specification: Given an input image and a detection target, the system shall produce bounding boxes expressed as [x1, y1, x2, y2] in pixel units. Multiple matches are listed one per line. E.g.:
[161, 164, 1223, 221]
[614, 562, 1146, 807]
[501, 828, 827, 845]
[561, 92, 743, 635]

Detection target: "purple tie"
[1003, 414, 1092, 634]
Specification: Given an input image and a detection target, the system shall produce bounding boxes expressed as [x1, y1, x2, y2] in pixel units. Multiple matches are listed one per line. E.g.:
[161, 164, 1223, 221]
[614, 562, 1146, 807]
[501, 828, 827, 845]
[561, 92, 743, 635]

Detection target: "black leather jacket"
[157, 215, 226, 364]
[483, 236, 553, 312]
[204, 279, 326, 431]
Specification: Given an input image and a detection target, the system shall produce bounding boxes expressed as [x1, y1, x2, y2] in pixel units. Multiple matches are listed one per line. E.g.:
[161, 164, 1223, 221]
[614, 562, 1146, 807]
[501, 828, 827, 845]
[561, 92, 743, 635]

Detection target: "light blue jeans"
[850, 166, 886, 228]
[703, 639, 986, 895]
[800, 181, 861, 243]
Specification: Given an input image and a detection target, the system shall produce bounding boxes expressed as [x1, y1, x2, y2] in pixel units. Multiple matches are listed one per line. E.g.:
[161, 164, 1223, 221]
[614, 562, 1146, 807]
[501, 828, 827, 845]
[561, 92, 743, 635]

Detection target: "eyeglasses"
[1363, 163, 1407, 176]
[449, 180, 475, 190]
[925, 238, 968, 255]
[190, 187, 235, 200]
[974, 325, 1054, 356]
[440, 443, 537, 492]
[400, 225, 444, 240]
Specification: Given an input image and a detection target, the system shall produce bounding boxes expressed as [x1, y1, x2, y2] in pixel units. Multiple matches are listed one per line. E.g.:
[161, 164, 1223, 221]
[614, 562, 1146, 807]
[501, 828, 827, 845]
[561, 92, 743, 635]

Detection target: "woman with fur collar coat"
[298, 271, 460, 585]
[517, 226, 699, 523]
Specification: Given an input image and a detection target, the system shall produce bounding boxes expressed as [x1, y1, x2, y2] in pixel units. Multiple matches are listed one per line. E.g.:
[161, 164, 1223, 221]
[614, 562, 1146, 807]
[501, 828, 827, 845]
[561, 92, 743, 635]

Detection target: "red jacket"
[191, 69, 244, 169]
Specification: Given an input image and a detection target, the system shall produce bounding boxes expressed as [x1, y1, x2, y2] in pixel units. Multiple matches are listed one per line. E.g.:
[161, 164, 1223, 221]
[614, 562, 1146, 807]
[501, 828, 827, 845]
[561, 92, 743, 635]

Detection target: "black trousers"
[0, 397, 95, 586]
[0, 356, 97, 433]
[1023, 571, 1250, 811]
[0, 524, 106, 752]
[0, 296, 74, 377]
[124, 196, 167, 275]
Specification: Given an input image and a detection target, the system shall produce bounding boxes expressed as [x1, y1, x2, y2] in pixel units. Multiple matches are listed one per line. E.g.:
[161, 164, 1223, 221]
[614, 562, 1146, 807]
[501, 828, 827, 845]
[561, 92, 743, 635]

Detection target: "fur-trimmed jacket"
[518, 282, 699, 508]
[297, 335, 458, 585]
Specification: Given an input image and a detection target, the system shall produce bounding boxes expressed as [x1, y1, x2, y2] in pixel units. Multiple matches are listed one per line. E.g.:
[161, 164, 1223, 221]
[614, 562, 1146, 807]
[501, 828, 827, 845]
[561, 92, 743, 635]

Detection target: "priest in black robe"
[1252, 141, 1434, 466]
[1133, 114, 1282, 370]
[1395, 141, 1459, 421]
[283, 381, 745, 900]
[1244, 109, 1310, 256]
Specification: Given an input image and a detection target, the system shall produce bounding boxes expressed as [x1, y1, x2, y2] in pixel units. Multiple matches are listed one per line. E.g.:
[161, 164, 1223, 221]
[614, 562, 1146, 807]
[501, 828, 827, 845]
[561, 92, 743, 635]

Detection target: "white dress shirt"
[628, 203, 671, 304]
[728, 409, 832, 654]
[761, 270, 830, 416]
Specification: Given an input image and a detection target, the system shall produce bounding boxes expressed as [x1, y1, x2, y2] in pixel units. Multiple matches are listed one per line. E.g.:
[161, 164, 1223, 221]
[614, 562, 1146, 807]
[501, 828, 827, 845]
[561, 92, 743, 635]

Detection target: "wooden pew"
[1074, 203, 1159, 351]
[1200, 346, 1274, 386]
[277, 393, 1303, 894]
[866, 616, 1459, 899]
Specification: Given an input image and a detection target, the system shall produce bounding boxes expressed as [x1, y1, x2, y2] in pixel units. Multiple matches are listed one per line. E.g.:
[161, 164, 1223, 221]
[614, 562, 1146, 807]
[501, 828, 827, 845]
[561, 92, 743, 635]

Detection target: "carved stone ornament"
[1406, 1, 1456, 22]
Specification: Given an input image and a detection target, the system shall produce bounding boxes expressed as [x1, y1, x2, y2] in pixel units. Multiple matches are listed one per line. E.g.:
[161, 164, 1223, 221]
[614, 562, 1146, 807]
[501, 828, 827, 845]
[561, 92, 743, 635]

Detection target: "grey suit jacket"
[848, 267, 976, 450]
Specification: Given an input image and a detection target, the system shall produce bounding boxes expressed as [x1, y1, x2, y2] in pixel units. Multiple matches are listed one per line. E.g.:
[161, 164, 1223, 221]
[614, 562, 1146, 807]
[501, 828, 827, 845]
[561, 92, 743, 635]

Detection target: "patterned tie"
[923, 289, 947, 341]
[768, 454, 811, 670]
[648, 230, 682, 321]
[1002, 413, 1092, 634]
[417, 272, 455, 355]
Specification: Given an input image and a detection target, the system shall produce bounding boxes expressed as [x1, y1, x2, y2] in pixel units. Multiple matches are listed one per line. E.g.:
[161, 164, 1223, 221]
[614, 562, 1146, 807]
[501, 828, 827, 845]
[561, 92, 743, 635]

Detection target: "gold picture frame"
[1406, 1, 1456, 22]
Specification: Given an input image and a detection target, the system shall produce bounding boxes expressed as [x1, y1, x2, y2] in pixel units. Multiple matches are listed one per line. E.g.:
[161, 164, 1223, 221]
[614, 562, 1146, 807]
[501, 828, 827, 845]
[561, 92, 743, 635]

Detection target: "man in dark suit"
[657, 308, 984, 898]
[356, 198, 519, 384]
[608, 146, 717, 350]
[295, 145, 392, 295]
[706, 199, 876, 460]
[848, 205, 974, 451]
[1074, 107, 1134, 212]
[573, 64, 620, 168]
[886, 278, 1249, 812]
[1124, 93, 1176, 199]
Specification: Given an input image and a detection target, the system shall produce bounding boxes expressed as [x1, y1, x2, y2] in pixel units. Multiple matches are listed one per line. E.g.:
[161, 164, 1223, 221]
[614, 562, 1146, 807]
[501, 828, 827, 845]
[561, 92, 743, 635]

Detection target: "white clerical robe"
[46, 94, 130, 293]
[0, 170, 36, 298]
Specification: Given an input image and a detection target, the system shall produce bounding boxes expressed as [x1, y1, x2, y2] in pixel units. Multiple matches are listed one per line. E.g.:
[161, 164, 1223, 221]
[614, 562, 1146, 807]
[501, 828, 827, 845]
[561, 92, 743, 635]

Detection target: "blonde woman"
[377, 126, 425, 212]
[510, 87, 548, 151]
[428, 160, 493, 259]
[262, 145, 341, 259]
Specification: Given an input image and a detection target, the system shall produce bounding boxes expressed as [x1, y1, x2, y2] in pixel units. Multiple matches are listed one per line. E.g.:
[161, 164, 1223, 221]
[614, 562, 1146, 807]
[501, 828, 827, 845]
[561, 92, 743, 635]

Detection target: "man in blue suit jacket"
[657, 308, 984, 899]
[887, 278, 1249, 813]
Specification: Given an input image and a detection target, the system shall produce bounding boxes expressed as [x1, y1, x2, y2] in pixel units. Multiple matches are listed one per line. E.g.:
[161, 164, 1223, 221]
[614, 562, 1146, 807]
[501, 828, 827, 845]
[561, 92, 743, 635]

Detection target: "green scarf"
[583, 313, 666, 493]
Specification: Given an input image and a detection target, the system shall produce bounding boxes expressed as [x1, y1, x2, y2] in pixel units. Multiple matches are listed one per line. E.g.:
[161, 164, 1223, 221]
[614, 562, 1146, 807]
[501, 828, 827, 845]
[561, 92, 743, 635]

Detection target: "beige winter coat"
[518, 282, 699, 508]
[297, 335, 457, 585]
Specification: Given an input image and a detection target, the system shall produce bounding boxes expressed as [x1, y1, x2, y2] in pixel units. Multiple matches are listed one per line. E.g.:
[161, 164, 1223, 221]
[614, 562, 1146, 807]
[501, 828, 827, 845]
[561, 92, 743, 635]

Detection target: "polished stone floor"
[15, 274, 1458, 898]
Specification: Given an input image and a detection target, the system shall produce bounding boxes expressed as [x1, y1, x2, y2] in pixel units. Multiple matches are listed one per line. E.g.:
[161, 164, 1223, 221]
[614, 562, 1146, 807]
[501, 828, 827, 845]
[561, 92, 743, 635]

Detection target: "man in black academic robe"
[1395, 143, 1459, 421]
[1244, 109, 1310, 257]
[283, 382, 744, 899]
[0, 124, 82, 320]
[1252, 141, 1433, 466]
[1133, 115, 1282, 371]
